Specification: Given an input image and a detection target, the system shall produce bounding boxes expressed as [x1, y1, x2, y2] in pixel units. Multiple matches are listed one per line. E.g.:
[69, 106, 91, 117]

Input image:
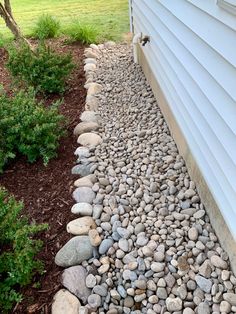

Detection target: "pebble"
[89, 229, 102, 246]
[99, 239, 114, 254]
[223, 293, 236, 306]
[93, 285, 107, 297]
[166, 297, 182, 312]
[86, 274, 97, 288]
[87, 294, 101, 310]
[220, 300, 231, 313]
[197, 301, 211, 314]
[210, 255, 228, 269]
[188, 227, 198, 241]
[195, 275, 212, 293]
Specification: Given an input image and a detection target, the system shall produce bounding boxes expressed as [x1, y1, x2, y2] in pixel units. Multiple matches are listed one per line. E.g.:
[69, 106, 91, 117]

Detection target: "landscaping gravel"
[52, 43, 236, 314]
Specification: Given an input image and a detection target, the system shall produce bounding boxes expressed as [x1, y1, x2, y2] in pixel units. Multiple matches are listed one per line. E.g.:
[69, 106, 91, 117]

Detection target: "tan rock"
[74, 176, 93, 188]
[77, 133, 102, 147]
[85, 96, 99, 111]
[84, 63, 96, 72]
[74, 121, 99, 137]
[67, 217, 96, 235]
[52, 289, 81, 314]
[97, 264, 110, 274]
[80, 111, 99, 123]
[89, 229, 102, 246]
[84, 49, 98, 59]
[87, 83, 102, 96]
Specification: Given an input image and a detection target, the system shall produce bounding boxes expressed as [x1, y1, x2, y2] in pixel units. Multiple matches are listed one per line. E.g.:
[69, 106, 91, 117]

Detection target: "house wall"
[130, 0, 236, 271]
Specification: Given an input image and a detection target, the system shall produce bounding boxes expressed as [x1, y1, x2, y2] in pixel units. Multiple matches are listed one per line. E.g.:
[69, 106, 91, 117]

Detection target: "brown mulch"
[0, 39, 87, 313]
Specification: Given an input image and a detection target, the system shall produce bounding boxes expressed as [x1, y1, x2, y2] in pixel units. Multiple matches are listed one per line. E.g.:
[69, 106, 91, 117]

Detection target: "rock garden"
[50, 43, 236, 314]
[0, 5, 236, 313]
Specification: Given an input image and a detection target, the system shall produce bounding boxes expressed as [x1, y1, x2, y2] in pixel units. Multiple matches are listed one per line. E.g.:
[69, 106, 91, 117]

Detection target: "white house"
[129, 0, 236, 272]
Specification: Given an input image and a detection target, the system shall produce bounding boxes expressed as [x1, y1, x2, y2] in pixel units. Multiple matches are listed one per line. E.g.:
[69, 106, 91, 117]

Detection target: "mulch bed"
[0, 39, 86, 313]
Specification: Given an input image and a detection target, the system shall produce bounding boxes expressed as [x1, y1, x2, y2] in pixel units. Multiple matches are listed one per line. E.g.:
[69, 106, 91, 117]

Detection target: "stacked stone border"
[51, 42, 115, 314]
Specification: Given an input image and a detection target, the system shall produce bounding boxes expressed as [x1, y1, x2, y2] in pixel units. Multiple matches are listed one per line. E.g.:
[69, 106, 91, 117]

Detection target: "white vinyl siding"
[131, 0, 236, 239]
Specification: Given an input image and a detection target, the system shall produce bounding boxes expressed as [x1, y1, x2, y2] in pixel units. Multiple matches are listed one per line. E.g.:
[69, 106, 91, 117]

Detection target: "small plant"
[65, 21, 98, 44]
[0, 187, 48, 312]
[32, 14, 60, 39]
[7, 43, 74, 94]
[0, 87, 66, 172]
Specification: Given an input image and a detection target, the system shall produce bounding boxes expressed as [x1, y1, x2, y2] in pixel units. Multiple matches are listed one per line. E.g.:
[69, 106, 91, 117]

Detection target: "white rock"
[166, 297, 183, 312]
[223, 293, 236, 306]
[74, 146, 90, 158]
[220, 301, 231, 313]
[84, 63, 96, 72]
[52, 289, 81, 314]
[74, 177, 93, 188]
[67, 217, 96, 235]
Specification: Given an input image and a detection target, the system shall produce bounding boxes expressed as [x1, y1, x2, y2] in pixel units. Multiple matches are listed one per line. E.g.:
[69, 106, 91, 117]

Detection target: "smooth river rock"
[80, 111, 99, 123]
[77, 133, 102, 147]
[52, 289, 81, 314]
[71, 203, 93, 216]
[74, 176, 93, 188]
[61, 266, 91, 304]
[74, 121, 99, 137]
[66, 217, 96, 235]
[73, 187, 95, 204]
[55, 236, 93, 267]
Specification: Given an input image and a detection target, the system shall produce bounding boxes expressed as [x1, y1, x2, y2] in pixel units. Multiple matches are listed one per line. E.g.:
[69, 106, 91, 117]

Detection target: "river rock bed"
[52, 43, 236, 314]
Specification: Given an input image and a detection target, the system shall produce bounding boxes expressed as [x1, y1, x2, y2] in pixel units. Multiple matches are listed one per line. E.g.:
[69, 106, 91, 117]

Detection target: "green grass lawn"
[0, 0, 129, 42]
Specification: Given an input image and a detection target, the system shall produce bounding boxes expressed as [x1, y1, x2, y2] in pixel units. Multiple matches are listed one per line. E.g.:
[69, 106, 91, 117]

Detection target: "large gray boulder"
[62, 266, 91, 304]
[55, 236, 93, 267]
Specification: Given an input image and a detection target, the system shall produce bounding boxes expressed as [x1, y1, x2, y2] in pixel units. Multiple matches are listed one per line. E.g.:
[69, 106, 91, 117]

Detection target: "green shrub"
[0, 87, 66, 172]
[7, 43, 74, 94]
[65, 21, 98, 44]
[32, 14, 60, 39]
[0, 187, 48, 312]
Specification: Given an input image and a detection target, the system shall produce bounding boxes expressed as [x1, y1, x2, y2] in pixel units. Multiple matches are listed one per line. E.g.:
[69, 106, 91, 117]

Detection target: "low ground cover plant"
[0, 187, 48, 312]
[65, 21, 98, 44]
[7, 43, 74, 94]
[32, 14, 61, 40]
[0, 87, 66, 172]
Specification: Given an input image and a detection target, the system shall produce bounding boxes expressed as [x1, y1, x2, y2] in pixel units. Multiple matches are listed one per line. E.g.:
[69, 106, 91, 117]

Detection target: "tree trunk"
[0, 1, 32, 48]
[4, 0, 13, 18]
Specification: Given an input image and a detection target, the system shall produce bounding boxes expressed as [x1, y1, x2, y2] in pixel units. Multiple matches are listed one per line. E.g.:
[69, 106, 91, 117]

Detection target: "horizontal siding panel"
[133, 5, 236, 199]
[187, 0, 236, 31]
[132, 0, 236, 238]
[134, 1, 236, 154]
[148, 0, 236, 102]
[160, 0, 236, 68]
